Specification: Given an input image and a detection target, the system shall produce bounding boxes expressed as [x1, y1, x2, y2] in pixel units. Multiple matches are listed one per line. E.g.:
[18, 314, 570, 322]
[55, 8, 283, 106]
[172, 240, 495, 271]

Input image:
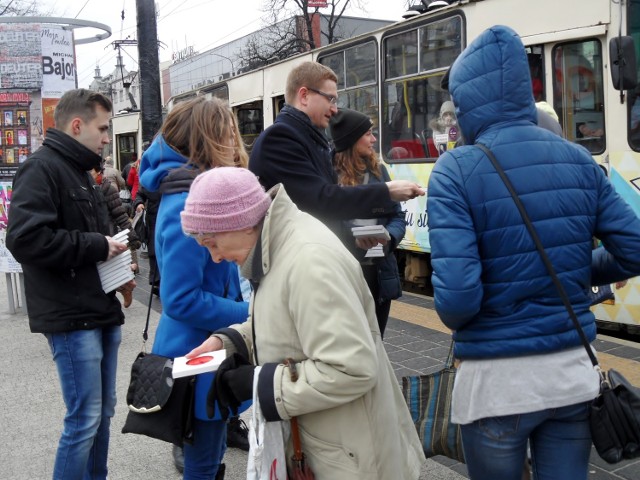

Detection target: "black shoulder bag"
[477, 143, 640, 464]
[121, 271, 195, 446]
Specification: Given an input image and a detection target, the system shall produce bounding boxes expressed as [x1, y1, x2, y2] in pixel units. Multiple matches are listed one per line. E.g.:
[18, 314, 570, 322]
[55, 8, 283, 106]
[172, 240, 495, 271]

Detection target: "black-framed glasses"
[307, 87, 338, 105]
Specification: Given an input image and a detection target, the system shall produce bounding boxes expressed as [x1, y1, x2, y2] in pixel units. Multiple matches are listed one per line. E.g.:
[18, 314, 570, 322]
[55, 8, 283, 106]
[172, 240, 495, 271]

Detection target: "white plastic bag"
[247, 366, 289, 480]
[119, 188, 132, 201]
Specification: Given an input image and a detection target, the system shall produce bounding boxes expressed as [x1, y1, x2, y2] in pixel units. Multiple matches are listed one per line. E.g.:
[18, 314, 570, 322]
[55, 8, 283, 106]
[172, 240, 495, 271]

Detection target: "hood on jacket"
[139, 135, 189, 192]
[448, 25, 537, 144]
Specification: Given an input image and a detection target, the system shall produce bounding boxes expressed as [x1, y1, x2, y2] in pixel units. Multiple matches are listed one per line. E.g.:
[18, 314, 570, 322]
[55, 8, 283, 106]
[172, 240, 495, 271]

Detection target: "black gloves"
[207, 352, 255, 419]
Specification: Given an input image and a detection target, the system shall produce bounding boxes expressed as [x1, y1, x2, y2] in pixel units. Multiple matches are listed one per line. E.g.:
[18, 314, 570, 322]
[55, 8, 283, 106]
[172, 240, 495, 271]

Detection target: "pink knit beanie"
[181, 167, 272, 234]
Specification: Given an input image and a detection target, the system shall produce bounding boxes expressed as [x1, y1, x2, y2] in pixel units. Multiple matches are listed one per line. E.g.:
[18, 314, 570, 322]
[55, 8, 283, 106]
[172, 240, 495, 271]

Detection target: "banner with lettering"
[41, 26, 75, 98]
[0, 23, 42, 89]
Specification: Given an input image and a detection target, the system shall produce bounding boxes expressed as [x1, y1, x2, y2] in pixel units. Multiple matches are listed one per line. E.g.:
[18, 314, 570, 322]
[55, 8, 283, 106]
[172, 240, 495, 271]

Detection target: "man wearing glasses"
[249, 61, 424, 239]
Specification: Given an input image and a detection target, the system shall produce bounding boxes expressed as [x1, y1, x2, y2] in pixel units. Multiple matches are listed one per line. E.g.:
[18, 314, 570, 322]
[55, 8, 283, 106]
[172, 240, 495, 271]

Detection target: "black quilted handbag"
[121, 351, 195, 446]
[121, 270, 195, 446]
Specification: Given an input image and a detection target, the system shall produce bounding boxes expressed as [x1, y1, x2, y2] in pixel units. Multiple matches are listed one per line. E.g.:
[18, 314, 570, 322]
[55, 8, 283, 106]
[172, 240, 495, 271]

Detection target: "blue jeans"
[45, 325, 121, 480]
[183, 419, 227, 479]
[461, 402, 592, 480]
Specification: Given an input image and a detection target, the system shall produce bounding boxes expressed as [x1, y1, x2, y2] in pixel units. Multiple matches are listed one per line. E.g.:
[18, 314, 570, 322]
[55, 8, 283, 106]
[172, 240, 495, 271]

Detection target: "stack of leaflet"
[351, 225, 389, 258]
[364, 245, 384, 258]
[97, 229, 135, 293]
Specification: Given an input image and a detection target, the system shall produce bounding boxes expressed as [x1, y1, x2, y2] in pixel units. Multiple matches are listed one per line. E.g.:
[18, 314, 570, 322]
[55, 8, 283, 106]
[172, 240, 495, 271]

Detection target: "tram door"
[116, 133, 137, 170]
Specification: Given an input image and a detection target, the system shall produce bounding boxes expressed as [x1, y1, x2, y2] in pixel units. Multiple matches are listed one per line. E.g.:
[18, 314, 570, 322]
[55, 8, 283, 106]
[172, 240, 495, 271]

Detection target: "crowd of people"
[5, 23, 640, 480]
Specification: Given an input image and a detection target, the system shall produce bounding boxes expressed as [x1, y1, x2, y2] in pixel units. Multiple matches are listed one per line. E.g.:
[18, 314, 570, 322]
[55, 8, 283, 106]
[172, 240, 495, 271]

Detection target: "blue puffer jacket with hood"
[427, 25, 640, 359]
[140, 136, 249, 421]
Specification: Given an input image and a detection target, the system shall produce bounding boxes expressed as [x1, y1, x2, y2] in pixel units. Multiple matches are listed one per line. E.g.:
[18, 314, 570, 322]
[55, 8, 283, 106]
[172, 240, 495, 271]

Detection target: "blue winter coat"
[140, 136, 250, 420]
[427, 25, 640, 359]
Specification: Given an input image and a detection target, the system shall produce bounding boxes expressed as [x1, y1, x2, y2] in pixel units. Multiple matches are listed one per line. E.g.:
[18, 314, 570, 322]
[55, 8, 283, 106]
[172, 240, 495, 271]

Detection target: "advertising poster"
[0, 181, 21, 273]
[0, 23, 42, 89]
[41, 97, 58, 135]
[40, 25, 75, 98]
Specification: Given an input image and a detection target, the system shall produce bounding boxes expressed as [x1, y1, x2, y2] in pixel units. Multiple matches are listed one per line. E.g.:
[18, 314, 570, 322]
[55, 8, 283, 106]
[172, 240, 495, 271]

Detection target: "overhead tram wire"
[75, 0, 92, 18]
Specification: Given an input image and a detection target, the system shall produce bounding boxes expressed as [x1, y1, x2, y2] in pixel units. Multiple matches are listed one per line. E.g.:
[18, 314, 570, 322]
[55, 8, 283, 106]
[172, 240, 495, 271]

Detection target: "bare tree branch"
[238, 0, 364, 69]
[0, 0, 54, 16]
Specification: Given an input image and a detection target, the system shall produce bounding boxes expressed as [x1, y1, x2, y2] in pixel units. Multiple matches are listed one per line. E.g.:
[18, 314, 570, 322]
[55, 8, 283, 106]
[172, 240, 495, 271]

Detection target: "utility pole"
[136, 0, 163, 147]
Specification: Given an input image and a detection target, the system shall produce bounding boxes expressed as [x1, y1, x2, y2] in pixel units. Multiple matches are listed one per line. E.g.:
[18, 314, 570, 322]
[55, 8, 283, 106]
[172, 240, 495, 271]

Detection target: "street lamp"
[210, 52, 235, 76]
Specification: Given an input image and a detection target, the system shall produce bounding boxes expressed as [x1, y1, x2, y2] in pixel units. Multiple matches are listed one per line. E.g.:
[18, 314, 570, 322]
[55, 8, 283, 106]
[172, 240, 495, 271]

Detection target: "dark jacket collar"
[43, 128, 103, 172]
[279, 104, 331, 150]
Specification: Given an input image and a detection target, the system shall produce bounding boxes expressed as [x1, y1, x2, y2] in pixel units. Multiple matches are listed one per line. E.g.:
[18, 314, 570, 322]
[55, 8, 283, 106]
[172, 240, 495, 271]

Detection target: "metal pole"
[136, 0, 163, 146]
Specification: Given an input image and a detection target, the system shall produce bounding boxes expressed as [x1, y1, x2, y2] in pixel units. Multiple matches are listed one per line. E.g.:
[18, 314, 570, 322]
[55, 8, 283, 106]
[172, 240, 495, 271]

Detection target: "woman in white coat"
[183, 167, 424, 480]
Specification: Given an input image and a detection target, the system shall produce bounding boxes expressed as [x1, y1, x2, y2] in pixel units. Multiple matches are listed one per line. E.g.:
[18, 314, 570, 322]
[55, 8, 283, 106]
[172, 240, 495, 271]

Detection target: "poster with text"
[41, 98, 58, 135]
[40, 26, 75, 98]
[0, 182, 21, 273]
[0, 23, 42, 89]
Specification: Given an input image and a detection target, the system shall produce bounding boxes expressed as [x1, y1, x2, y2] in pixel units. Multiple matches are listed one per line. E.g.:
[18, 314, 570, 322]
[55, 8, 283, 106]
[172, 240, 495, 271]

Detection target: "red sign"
[0, 92, 29, 105]
[308, 1, 328, 7]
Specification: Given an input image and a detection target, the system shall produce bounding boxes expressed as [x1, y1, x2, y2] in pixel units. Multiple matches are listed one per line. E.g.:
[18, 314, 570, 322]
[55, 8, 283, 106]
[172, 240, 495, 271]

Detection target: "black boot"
[215, 463, 226, 480]
[226, 416, 249, 451]
[172, 444, 184, 474]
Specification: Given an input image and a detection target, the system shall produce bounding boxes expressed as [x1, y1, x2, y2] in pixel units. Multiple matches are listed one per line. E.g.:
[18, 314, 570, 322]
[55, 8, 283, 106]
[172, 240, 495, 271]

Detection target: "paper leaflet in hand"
[97, 229, 135, 293]
[351, 224, 390, 241]
[352, 225, 388, 258]
[172, 350, 227, 378]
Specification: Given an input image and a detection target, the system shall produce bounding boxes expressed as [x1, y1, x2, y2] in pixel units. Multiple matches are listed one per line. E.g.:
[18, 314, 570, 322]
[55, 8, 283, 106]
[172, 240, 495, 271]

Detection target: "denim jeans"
[460, 401, 592, 480]
[45, 325, 121, 480]
[183, 419, 227, 479]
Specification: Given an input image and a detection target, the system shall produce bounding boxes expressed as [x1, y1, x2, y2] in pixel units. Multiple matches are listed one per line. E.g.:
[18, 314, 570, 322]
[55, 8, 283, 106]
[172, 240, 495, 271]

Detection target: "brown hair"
[161, 96, 248, 171]
[54, 88, 112, 128]
[285, 62, 338, 105]
[334, 146, 382, 186]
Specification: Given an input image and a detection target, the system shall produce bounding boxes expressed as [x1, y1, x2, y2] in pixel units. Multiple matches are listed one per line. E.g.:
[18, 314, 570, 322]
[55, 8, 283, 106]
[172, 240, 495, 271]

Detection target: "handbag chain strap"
[476, 143, 599, 369]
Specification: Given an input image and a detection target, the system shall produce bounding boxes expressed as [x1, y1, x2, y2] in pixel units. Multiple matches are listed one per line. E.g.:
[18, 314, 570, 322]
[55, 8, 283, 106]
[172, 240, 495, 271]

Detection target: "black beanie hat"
[329, 108, 373, 152]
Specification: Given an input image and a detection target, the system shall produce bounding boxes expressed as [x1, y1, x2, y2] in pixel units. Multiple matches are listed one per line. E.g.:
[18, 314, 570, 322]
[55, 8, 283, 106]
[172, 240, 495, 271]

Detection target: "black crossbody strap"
[476, 143, 599, 367]
[142, 267, 157, 347]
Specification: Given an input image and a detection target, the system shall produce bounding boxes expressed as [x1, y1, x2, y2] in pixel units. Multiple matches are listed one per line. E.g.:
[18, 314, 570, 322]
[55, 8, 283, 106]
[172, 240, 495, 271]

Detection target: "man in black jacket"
[6, 89, 132, 480]
[249, 61, 424, 239]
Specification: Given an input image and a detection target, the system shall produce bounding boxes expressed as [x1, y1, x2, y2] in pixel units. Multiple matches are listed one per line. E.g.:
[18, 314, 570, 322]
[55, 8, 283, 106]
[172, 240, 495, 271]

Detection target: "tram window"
[319, 42, 379, 148]
[345, 42, 376, 87]
[552, 39, 605, 154]
[420, 16, 462, 71]
[117, 134, 137, 168]
[237, 108, 263, 152]
[386, 31, 418, 78]
[320, 52, 346, 89]
[527, 46, 545, 102]
[627, 0, 640, 150]
[382, 74, 449, 162]
[204, 85, 229, 102]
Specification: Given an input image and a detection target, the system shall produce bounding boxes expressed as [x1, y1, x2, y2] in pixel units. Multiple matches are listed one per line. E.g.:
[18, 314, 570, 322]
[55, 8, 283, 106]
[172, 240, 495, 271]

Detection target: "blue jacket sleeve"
[427, 154, 484, 330]
[591, 165, 640, 285]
